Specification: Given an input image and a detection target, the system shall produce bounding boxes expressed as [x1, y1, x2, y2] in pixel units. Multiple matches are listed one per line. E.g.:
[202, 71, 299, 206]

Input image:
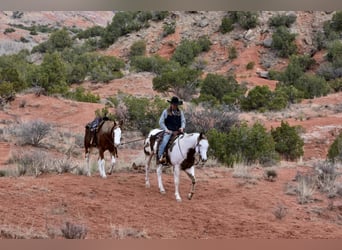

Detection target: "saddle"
[156, 131, 182, 165]
[86, 119, 106, 146]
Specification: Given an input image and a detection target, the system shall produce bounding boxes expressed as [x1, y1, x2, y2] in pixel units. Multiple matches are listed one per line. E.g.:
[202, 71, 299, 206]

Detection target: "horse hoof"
[176, 198, 182, 202]
[187, 193, 193, 200]
[145, 183, 150, 188]
[160, 190, 166, 195]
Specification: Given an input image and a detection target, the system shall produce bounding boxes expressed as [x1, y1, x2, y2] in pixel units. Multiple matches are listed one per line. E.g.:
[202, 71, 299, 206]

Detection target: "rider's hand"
[165, 129, 171, 134]
[179, 128, 184, 133]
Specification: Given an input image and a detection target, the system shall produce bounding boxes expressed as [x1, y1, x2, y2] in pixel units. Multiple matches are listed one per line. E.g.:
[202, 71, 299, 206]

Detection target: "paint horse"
[84, 120, 123, 178]
[144, 129, 209, 202]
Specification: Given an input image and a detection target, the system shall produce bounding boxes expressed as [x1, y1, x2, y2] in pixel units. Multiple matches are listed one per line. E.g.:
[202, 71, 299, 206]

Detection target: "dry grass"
[61, 221, 88, 239]
[296, 173, 317, 204]
[0, 225, 48, 239]
[273, 203, 288, 220]
[110, 224, 149, 239]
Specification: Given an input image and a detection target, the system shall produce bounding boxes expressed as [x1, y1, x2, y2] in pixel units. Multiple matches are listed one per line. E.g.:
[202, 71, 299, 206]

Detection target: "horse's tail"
[143, 138, 151, 156]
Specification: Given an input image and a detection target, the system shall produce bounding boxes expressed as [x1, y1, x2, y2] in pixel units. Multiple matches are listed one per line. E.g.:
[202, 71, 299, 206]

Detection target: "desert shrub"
[246, 61, 255, 70]
[12, 120, 51, 146]
[37, 52, 68, 94]
[219, 17, 234, 34]
[208, 122, 278, 167]
[162, 21, 176, 37]
[269, 13, 297, 28]
[273, 203, 288, 219]
[327, 130, 342, 163]
[314, 161, 340, 195]
[61, 222, 87, 239]
[271, 26, 297, 58]
[296, 173, 317, 204]
[9, 150, 51, 176]
[76, 25, 104, 39]
[240, 85, 287, 112]
[32, 28, 72, 53]
[328, 79, 342, 92]
[171, 39, 201, 66]
[326, 40, 342, 68]
[4, 28, 15, 34]
[271, 120, 304, 161]
[152, 66, 201, 100]
[131, 55, 169, 74]
[185, 105, 239, 134]
[129, 40, 146, 58]
[264, 169, 278, 182]
[234, 11, 259, 30]
[0, 82, 15, 101]
[197, 35, 211, 52]
[228, 46, 237, 60]
[199, 74, 241, 105]
[293, 74, 330, 99]
[99, 11, 152, 49]
[111, 225, 149, 239]
[275, 85, 304, 104]
[64, 87, 100, 103]
[330, 11, 342, 32]
[151, 11, 169, 21]
[89, 54, 124, 83]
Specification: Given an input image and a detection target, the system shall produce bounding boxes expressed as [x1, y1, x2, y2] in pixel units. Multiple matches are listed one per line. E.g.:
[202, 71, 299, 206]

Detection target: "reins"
[119, 137, 146, 146]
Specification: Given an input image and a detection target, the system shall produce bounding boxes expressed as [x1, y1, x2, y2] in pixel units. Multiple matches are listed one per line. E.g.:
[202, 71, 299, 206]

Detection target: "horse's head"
[113, 120, 123, 146]
[196, 132, 209, 162]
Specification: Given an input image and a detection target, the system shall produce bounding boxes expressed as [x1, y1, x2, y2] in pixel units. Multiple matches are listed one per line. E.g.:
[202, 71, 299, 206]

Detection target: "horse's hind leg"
[156, 164, 166, 194]
[85, 148, 91, 176]
[145, 153, 154, 188]
[185, 166, 196, 200]
[108, 154, 116, 175]
[173, 164, 182, 202]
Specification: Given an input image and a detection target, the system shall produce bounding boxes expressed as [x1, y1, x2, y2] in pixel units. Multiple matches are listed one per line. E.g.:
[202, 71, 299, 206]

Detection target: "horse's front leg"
[157, 164, 166, 194]
[85, 150, 91, 176]
[185, 166, 196, 200]
[174, 164, 182, 202]
[98, 150, 107, 178]
[145, 153, 153, 188]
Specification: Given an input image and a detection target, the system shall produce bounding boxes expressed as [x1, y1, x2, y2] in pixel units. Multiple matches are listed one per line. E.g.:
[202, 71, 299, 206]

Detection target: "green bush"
[208, 122, 278, 167]
[162, 21, 176, 37]
[76, 25, 104, 39]
[293, 74, 330, 99]
[65, 87, 100, 103]
[326, 40, 342, 68]
[225, 11, 258, 30]
[330, 11, 342, 32]
[4, 28, 15, 34]
[219, 17, 234, 34]
[271, 120, 304, 161]
[246, 61, 255, 70]
[130, 55, 169, 74]
[241, 85, 287, 112]
[116, 95, 168, 135]
[269, 14, 297, 28]
[171, 39, 201, 66]
[228, 46, 237, 60]
[152, 66, 201, 100]
[197, 35, 211, 52]
[130, 40, 146, 58]
[327, 131, 342, 163]
[32, 28, 72, 53]
[198, 73, 245, 106]
[271, 26, 297, 58]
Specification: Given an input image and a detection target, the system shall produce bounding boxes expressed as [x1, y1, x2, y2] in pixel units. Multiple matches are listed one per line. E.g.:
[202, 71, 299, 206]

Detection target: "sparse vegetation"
[61, 221, 87, 239]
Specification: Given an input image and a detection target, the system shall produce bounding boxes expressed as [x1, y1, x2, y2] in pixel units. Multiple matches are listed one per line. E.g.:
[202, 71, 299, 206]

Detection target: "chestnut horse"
[84, 120, 123, 178]
[143, 129, 209, 202]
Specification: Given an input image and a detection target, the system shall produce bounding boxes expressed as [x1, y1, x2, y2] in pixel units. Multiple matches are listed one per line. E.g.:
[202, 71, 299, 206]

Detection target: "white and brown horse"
[84, 120, 123, 178]
[143, 129, 209, 202]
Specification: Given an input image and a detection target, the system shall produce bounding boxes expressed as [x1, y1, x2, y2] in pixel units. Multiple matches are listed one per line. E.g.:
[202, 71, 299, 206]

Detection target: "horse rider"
[158, 96, 186, 164]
